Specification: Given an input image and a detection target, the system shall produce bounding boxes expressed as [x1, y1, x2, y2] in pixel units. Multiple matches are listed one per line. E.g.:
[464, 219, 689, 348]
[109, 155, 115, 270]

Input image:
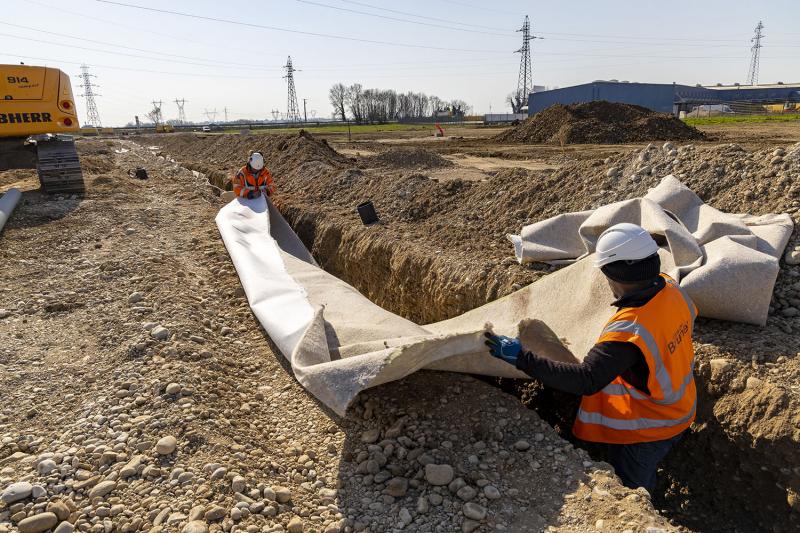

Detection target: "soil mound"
[153, 130, 349, 190]
[367, 147, 454, 169]
[495, 101, 704, 144]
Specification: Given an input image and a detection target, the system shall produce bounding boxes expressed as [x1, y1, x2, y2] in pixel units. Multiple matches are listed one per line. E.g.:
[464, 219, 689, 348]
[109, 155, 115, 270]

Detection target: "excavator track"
[36, 137, 84, 194]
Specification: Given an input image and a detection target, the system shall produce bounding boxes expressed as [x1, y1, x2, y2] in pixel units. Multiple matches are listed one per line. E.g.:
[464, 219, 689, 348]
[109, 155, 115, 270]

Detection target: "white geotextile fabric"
[509, 175, 794, 326]
[216, 176, 793, 415]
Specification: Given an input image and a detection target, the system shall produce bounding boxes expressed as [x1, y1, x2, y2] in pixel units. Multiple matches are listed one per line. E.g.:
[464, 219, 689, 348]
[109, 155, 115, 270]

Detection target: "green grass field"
[244, 123, 445, 135]
[684, 114, 800, 126]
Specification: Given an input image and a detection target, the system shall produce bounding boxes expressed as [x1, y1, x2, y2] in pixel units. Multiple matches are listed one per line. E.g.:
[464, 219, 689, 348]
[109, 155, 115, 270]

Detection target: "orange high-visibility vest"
[573, 274, 698, 444]
[233, 165, 275, 198]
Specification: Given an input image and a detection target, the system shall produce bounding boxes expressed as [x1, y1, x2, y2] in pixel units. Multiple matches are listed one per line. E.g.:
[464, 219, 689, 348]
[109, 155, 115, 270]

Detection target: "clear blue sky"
[2, 0, 798, 126]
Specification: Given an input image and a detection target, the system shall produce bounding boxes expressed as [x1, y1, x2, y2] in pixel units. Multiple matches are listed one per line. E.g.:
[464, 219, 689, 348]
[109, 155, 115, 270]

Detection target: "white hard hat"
[594, 223, 659, 267]
[248, 152, 265, 170]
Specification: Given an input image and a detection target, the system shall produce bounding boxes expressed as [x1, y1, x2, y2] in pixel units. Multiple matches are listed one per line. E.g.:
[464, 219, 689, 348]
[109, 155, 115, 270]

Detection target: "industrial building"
[527, 81, 800, 115]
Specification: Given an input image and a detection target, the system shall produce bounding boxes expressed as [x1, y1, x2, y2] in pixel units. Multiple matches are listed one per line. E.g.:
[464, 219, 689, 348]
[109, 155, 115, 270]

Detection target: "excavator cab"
[0, 65, 85, 193]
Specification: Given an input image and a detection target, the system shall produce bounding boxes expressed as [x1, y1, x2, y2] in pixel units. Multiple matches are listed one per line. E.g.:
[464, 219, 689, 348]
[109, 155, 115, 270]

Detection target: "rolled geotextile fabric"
[0, 188, 22, 234]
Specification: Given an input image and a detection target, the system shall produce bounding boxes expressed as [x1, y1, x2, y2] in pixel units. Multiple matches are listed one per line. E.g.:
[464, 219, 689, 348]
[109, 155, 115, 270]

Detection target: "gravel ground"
[0, 140, 676, 533]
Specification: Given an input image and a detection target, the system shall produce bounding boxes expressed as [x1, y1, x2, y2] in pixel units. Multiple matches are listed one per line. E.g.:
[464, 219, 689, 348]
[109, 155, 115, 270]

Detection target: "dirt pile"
[152, 130, 349, 190]
[495, 101, 705, 144]
[367, 147, 454, 169]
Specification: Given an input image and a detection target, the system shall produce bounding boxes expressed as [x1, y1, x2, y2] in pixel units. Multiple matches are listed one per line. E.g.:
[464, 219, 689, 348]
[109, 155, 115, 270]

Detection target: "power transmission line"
[94, 0, 510, 53]
[27, 0, 283, 58]
[0, 31, 284, 71]
[747, 21, 765, 85]
[515, 16, 540, 110]
[174, 98, 187, 124]
[295, 0, 510, 36]
[338, 0, 510, 31]
[4, 30, 761, 72]
[284, 57, 301, 122]
[0, 21, 285, 70]
[0, 53, 281, 79]
[78, 64, 102, 127]
[438, 0, 520, 16]
[535, 30, 745, 43]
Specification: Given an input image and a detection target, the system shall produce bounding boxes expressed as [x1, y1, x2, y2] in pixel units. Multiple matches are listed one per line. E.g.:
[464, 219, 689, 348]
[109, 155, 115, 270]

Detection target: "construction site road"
[0, 140, 676, 533]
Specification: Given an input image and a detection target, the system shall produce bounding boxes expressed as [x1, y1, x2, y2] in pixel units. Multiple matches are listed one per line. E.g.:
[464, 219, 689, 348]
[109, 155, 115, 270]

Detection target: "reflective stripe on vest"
[669, 278, 697, 323]
[600, 319, 694, 405]
[235, 168, 265, 197]
[577, 396, 697, 431]
[600, 365, 694, 405]
[603, 320, 674, 397]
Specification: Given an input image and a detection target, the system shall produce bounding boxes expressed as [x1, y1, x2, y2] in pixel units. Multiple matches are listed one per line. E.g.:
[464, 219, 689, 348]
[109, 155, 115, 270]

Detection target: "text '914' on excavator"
[0, 64, 85, 194]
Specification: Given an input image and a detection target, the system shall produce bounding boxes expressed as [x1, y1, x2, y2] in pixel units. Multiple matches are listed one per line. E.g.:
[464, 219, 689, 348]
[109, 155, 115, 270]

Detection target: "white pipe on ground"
[0, 188, 22, 234]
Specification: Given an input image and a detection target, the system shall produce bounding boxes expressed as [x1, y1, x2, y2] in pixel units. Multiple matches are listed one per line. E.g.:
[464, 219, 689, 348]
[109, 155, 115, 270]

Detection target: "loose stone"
[156, 435, 177, 455]
[425, 464, 454, 486]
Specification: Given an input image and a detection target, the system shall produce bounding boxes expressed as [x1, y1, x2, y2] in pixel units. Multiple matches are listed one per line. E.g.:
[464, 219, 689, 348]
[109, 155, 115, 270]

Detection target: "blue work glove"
[484, 332, 522, 365]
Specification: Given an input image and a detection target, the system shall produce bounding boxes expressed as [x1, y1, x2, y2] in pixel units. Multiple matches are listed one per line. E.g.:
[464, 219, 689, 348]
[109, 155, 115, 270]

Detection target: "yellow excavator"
[0, 64, 85, 193]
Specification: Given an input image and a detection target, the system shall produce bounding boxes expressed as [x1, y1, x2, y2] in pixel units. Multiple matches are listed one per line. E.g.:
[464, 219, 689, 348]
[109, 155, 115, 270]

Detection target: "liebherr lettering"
[0, 112, 52, 124]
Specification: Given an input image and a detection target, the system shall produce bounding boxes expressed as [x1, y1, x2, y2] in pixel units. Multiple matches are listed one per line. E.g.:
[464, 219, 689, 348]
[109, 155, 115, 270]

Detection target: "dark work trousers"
[606, 431, 684, 494]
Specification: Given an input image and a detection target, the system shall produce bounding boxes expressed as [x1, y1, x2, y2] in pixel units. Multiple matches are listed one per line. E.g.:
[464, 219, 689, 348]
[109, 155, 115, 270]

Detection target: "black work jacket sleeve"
[514, 341, 644, 396]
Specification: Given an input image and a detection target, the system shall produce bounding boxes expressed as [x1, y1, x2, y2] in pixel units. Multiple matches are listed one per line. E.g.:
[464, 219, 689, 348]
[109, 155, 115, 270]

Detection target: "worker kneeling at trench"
[232, 151, 275, 199]
[486, 223, 697, 494]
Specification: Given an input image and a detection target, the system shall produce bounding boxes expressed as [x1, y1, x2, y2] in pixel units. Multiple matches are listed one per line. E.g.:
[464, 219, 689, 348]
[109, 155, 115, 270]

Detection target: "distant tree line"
[329, 83, 470, 123]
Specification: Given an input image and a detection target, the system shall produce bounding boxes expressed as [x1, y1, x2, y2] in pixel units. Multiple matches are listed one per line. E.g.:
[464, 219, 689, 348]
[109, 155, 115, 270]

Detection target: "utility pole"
[303, 98, 308, 123]
[271, 109, 280, 121]
[203, 108, 218, 123]
[283, 56, 301, 122]
[174, 98, 187, 125]
[746, 21, 765, 85]
[78, 64, 102, 127]
[223, 107, 228, 123]
[514, 15, 541, 113]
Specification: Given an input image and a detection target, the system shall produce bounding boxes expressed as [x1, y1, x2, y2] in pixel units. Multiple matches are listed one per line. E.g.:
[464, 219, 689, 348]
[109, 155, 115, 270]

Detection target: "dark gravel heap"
[367, 147, 454, 169]
[495, 101, 705, 144]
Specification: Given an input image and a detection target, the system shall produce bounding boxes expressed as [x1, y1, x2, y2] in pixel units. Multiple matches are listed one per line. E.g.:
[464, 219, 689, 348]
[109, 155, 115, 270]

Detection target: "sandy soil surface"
[0, 140, 676, 533]
[696, 121, 800, 147]
[443, 155, 557, 173]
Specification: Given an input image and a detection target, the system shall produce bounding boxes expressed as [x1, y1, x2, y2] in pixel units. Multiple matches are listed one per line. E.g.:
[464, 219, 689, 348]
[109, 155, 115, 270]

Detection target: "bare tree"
[346, 83, 364, 123]
[146, 107, 161, 125]
[397, 92, 412, 119]
[329, 83, 348, 121]
[333, 82, 468, 122]
[386, 90, 398, 120]
[450, 99, 469, 117]
[410, 92, 429, 118]
[429, 95, 443, 116]
[506, 91, 526, 114]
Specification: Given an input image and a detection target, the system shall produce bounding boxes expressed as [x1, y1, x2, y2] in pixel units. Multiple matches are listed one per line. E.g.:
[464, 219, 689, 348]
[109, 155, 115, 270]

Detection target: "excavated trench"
[277, 205, 799, 533]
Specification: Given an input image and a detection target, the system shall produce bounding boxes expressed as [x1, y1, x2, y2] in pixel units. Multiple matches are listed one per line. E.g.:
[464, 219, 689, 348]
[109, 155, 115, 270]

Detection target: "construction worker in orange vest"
[233, 151, 275, 199]
[486, 223, 696, 494]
